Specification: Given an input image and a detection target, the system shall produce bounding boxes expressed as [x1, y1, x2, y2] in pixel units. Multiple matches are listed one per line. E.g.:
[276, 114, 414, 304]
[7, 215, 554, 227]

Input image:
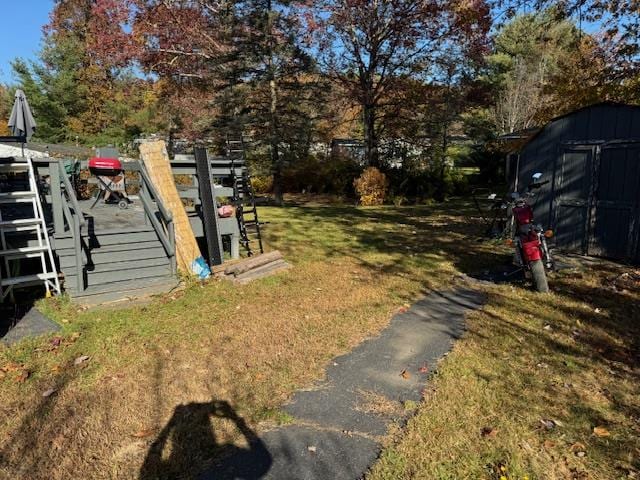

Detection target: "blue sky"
[0, 0, 52, 83]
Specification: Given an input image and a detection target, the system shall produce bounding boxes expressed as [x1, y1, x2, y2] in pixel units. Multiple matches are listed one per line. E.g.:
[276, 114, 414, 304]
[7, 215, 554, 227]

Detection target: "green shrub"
[280, 154, 362, 196]
[251, 175, 273, 194]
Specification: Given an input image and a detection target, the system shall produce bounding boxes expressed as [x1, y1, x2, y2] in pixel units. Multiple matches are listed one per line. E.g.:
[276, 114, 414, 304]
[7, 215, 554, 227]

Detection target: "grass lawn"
[0, 200, 638, 480]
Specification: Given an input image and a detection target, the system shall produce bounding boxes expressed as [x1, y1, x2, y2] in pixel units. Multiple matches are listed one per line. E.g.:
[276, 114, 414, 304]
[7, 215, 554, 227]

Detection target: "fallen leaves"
[1, 362, 30, 383]
[15, 369, 30, 383]
[74, 355, 90, 366]
[42, 388, 57, 398]
[400, 369, 410, 379]
[593, 426, 610, 437]
[131, 429, 154, 438]
[1, 361, 24, 372]
[36, 332, 81, 353]
[539, 418, 562, 430]
[570, 442, 587, 457]
[481, 426, 498, 438]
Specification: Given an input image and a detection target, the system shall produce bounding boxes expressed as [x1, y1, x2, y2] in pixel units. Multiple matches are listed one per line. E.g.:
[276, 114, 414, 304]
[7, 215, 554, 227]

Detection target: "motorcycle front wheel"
[530, 259, 549, 293]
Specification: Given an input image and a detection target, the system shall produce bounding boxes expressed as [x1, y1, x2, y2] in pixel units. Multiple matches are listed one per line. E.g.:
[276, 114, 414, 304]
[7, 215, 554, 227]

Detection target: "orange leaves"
[354, 167, 388, 206]
[131, 429, 154, 439]
[593, 426, 610, 437]
[15, 369, 30, 383]
[1, 362, 30, 383]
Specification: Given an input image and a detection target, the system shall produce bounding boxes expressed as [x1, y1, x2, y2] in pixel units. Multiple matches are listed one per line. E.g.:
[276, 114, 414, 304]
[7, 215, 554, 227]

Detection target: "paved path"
[1, 307, 60, 346]
[202, 287, 485, 480]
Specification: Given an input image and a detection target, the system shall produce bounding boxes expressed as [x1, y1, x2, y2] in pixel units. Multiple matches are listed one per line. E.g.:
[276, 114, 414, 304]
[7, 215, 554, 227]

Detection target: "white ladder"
[0, 157, 61, 302]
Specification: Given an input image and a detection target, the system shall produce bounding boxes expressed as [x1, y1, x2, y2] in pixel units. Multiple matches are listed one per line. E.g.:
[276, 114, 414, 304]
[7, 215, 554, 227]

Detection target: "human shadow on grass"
[139, 400, 272, 480]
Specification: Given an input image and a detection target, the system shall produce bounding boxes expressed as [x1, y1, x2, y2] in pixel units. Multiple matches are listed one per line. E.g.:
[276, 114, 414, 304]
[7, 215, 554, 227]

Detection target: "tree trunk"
[270, 78, 284, 206]
[363, 103, 379, 168]
[434, 125, 448, 202]
[266, 1, 284, 206]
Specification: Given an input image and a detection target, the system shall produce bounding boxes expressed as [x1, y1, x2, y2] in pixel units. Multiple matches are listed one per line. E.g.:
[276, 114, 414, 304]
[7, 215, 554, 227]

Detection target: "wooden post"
[50, 161, 64, 235]
[194, 147, 224, 266]
[231, 231, 240, 259]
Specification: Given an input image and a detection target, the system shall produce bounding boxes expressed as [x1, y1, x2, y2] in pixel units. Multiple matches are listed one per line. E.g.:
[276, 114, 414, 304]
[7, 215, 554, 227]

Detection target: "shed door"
[589, 144, 640, 259]
[555, 146, 594, 254]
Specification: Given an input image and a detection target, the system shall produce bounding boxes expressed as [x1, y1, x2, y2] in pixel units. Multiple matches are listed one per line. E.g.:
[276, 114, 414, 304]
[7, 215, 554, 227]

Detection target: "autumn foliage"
[2, 0, 639, 201]
[354, 167, 388, 206]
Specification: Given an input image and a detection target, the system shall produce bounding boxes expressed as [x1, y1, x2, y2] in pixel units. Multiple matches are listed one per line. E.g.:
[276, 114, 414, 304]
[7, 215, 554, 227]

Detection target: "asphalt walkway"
[202, 286, 486, 480]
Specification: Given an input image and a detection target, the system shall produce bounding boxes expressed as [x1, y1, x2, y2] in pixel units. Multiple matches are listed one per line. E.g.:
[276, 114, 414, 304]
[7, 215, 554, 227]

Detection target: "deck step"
[66, 275, 176, 296]
[54, 230, 160, 249]
[55, 240, 163, 257]
[1, 272, 58, 288]
[65, 277, 179, 305]
[0, 190, 35, 199]
[64, 256, 170, 275]
[0, 162, 29, 172]
[64, 264, 172, 286]
[58, 245, 167, 266]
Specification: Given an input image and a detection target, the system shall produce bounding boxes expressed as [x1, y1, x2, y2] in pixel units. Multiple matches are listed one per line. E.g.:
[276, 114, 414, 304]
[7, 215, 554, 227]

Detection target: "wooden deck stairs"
[53, 226, 177, 304]
[45, 159, 178, 306]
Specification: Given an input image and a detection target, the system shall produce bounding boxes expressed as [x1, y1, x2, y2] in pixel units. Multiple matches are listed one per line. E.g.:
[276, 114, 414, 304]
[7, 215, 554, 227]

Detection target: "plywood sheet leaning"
[139, 140, 202, 275]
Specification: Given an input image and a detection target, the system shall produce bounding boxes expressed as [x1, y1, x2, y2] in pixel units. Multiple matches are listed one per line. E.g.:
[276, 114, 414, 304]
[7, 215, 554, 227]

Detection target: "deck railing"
[136, 162, 177, 276]
[46, 160, 87, 293]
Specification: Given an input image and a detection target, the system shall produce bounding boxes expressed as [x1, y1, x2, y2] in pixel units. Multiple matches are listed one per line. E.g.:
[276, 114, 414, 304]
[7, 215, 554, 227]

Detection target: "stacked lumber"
[220, 251, 291, 284]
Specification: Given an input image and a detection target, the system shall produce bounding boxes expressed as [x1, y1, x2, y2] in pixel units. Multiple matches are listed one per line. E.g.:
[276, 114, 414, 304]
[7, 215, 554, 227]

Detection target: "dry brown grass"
[369, 261, 640, 480]
[0, 203, 490, 480]
[356, 389, 405, 419]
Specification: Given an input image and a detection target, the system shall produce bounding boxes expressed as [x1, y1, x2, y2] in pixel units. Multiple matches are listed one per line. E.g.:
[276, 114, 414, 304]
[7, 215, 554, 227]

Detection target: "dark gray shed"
[509, 102, 640, 263]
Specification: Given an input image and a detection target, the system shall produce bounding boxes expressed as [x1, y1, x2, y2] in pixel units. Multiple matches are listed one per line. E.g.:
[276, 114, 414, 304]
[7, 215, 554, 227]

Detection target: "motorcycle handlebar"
[529, 180, 550, 190]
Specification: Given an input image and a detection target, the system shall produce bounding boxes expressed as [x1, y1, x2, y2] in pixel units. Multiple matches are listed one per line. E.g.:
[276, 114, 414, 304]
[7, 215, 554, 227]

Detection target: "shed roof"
[500, 102, 640, 153]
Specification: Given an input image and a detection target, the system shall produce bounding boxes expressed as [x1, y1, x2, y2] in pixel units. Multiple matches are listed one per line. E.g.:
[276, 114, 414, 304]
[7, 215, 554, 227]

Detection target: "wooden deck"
[72, 197, 240, 258]
[77, 198, 147, 232]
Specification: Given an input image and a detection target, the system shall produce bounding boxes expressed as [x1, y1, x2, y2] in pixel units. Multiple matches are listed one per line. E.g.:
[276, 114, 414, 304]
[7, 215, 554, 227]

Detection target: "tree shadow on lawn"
[263, 203, 501, 279]
[0, 360, 79, 477]
[467, 277, 640, 474]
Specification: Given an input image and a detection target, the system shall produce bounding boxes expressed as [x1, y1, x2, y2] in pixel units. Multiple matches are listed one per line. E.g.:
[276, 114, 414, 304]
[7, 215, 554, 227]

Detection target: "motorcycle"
[489, 173, 554, 292]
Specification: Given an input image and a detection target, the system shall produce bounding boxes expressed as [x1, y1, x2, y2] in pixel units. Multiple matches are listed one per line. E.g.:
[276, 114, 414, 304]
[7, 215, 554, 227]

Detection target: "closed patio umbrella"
[7, 89, 37, 142]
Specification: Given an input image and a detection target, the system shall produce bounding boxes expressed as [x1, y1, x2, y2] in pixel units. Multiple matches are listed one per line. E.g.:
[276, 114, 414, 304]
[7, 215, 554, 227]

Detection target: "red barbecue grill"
[89, 157, 131, 209]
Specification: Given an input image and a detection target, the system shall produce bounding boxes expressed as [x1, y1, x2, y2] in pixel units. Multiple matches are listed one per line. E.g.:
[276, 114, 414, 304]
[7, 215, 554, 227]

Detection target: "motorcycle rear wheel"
[530, 259, 549, 293]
